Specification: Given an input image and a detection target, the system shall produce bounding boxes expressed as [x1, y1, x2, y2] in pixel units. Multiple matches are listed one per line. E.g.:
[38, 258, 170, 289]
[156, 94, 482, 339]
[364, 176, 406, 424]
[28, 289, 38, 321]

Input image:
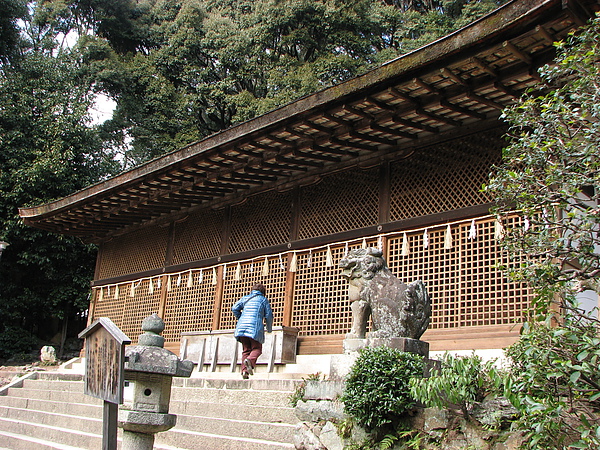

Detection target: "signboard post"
[79, 318, 131, 450]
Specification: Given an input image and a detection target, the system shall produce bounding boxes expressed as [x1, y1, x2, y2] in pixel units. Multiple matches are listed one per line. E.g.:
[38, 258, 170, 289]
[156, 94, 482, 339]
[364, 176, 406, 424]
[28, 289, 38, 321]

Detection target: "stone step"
[155, 428, 296, 450]
[0, 417, 188, 450]
[0, 395, 102, 418]
[22, 378, 86, 392]
[0, 372, 301, 449]
[0, 405, 103, 434]
[0, 416, 104, 449]
[171, 400, 297, 424]
[5, 387, 97, 405]
[0, 429, 85, 450]
[174, 413, 296, 443]
[171, 386, 294, 408]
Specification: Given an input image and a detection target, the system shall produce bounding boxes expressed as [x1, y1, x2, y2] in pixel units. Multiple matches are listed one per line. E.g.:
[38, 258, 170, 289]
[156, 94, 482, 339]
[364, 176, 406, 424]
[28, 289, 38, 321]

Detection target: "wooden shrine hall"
[19, 0, 600, 361]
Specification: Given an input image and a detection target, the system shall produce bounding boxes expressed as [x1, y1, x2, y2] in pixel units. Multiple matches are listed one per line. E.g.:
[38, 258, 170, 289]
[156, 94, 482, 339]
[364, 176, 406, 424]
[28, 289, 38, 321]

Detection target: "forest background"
[0, 0, 507, 359]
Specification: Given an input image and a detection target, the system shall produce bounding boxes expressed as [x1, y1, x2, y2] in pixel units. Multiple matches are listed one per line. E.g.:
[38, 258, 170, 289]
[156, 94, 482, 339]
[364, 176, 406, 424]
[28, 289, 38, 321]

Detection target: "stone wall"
[293, 380, 524, 450]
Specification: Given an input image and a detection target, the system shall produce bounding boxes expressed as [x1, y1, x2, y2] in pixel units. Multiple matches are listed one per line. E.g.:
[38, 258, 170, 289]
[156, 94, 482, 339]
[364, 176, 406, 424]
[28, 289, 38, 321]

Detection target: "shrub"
[341, 346, 424, 430]
[0, 326, 38, 360]
[409, 352, 497, 418]
[501, 310, 600, 450]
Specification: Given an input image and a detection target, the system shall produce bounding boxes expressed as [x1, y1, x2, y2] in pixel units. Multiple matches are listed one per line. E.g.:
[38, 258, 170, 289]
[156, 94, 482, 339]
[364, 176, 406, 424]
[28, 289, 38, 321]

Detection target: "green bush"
[409, 352, 497, 417]
[501, 312, 600, 450]
[0, 326, 38, 360]
[341, 346, 424, 430]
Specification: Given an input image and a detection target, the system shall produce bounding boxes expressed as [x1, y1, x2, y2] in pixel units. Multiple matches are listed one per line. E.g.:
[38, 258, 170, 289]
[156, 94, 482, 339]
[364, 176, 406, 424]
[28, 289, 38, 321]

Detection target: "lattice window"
[162, 270, 217, 342]
[91, 278, 161, 344]
[291, 240, 378, 336]
[387, 216, 532, 329]
[172, 209, 224, 265]
[228, 191, 293, 254]
[97, 226, 169, 280]
[457, 216, 531, 326]
[92, 286, 125, 329]
[298, 168, 379, 240]
[120, 279, 162, 342]
[218, 258, 287, 330]
[389, 131, 502, 221]
[388, 227, 460, 329]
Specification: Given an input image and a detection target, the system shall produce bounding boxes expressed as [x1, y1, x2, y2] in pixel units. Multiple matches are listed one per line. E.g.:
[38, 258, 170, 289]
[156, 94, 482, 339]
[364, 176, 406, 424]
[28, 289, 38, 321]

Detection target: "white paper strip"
[494, 218, 505, 240]
[444, 224, 452, 249]
[401, 232, 409, 256]
[469, 219, 477, 240]
[326, 246, 334, 267]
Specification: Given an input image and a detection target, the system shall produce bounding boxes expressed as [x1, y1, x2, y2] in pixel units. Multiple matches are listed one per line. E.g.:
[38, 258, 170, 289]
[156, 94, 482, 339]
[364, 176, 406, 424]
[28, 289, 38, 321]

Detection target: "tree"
[486, 15, 600, 305]
[0, 2, 113, 359]
[0, 0, 27, 64]
[44, 0, 507, 166]
[486, 16, 600, 449]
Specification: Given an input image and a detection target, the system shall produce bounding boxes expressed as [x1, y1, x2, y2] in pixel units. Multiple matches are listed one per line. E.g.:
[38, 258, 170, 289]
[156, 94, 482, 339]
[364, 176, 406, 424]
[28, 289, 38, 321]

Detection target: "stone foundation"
[293, 380, 524, 450]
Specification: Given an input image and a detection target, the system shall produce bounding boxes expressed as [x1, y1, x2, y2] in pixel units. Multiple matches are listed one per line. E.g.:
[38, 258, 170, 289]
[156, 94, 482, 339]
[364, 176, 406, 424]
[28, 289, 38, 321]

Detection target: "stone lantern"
[118, 314, 193, 449]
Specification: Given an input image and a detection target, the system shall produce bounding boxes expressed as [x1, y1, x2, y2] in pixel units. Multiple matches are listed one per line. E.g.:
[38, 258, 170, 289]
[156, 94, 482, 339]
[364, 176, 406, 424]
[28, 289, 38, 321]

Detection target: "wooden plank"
[103, 401, 118, 450]
[297, 324, 523, 355]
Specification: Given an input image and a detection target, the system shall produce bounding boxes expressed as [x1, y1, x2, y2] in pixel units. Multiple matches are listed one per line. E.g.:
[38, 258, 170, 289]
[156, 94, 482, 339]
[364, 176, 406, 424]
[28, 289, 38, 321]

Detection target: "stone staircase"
[0, 370, 301, 449]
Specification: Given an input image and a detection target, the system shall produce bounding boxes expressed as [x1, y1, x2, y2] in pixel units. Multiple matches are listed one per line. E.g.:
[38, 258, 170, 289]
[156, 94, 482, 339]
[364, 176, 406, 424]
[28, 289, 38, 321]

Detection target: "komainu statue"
[339, 247, 431, 340]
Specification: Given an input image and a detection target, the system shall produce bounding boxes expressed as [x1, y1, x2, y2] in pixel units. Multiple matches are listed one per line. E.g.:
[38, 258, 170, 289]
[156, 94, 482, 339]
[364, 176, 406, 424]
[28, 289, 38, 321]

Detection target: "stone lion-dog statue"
[339, 247, 431, 340]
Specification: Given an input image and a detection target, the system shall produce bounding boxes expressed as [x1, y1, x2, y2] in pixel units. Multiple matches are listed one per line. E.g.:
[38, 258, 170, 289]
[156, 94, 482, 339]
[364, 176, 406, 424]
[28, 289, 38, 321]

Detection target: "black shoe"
[242, 371, 249, 380]
[243, 358, 254, 375]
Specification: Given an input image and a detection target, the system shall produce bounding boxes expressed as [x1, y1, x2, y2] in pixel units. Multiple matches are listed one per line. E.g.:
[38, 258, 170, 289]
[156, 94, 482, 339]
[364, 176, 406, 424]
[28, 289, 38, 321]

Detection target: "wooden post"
[78, 318, 131, 450]
[282, 252, 296, 327]
[212, 265, 225, 330]
[158, 274, 169, 318]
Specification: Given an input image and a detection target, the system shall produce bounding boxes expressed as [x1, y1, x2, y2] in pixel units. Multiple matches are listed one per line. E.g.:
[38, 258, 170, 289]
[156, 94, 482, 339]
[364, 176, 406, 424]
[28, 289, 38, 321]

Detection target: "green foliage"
[500, 307, 600, 450]
[485, 15, 600, 304]
[341, 346, 424, 430]
[0, 326, 38, 360]
[410, 352, 497, 417]
[42, 0, 506, 166]
[0, 2, 114, 356]
[288, 372, 323, 407]
[485, 15, 600, 449]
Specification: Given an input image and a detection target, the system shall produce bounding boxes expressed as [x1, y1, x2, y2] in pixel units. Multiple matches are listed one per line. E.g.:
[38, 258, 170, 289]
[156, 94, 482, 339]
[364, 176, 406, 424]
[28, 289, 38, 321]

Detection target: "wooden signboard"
[79, 317, 131, 450]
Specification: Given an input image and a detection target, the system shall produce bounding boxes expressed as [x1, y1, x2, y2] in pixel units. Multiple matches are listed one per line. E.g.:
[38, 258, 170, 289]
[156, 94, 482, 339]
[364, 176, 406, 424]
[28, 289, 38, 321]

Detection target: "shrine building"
[19, 0, 600, 369]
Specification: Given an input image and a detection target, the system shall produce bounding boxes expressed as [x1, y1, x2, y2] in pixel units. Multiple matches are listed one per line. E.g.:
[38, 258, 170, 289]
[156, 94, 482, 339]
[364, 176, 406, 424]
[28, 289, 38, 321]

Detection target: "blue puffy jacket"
[232, 290, 273, 344]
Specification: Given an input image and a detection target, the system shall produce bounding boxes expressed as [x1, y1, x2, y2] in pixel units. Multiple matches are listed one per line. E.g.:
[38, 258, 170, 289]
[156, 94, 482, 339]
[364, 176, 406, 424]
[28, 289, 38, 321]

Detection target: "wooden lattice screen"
[298, 167, 379, 240]
[91, 214, 532, 347]
[390, 132, 502, 221]
[218, 258, 287, 330]
[97, 226, 169, 279]
[162, 271, 217, 342]
[92, 277, 161, 344]
[228, 190, 293, 254]
[387, 216, 531, 330]
[171, 209, 224, 265]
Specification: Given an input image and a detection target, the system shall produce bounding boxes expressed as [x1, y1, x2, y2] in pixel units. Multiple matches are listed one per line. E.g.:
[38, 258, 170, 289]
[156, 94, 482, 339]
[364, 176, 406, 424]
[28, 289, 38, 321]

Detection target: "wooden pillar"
[283, 187, 301, 328]
[158, 222, 175, 319]
[212, 265, 225, 330]
[283, 252, 296, 327]
[379, 161, 391, 225]
[158, 275, 169, 319]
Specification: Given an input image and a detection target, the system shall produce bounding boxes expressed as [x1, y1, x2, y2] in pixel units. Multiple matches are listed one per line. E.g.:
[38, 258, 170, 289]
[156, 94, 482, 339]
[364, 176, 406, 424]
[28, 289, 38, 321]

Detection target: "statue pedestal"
[330, 337, 430, 380]
[343, 337, 429, 357]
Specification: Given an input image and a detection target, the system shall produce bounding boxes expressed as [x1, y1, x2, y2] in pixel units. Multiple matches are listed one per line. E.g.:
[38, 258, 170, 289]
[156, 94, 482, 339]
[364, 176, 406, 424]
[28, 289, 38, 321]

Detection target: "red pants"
[238, 336, 262, 372]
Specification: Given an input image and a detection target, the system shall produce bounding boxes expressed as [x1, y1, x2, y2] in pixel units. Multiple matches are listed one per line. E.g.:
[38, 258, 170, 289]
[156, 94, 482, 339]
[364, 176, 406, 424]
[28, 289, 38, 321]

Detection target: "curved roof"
[19, 0, 600, 243]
